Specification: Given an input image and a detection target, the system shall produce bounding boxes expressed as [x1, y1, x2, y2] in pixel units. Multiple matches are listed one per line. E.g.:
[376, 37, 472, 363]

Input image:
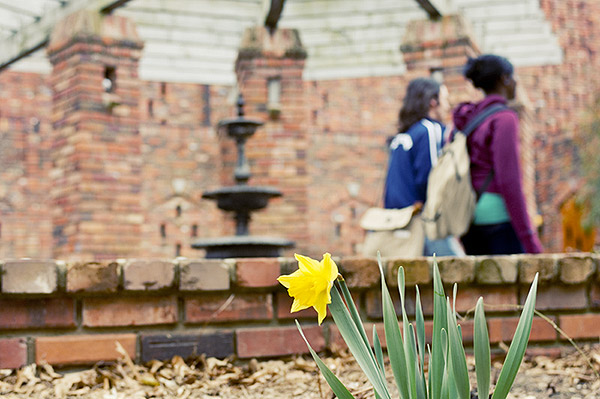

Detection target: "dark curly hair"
[464, 54, 514, 93]
[398, 78, 440, 132]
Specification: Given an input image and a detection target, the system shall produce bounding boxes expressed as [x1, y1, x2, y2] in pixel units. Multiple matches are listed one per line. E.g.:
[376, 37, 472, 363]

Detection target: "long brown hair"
[398, 78, 440, 132]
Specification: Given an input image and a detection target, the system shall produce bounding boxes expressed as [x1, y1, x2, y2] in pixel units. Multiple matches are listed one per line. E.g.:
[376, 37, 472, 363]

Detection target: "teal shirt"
[473, 193, 510, 225]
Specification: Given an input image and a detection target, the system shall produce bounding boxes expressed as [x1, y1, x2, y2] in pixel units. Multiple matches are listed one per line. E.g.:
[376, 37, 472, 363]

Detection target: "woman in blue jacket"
[384, 77, 464, 256]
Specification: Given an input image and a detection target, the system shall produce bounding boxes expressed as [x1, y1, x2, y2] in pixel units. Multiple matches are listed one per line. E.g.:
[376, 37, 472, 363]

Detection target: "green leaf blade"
[378, 255, 411, 399]
[491, 273, 539, 399]
[399, 268, 418, 399]
[415, 286, 426, 370]
[339, 278, 372, 352]
[415, 286, 428, 399]
[446, 297, 470, 399]
[474, 297, 491, 399]
[295, 320, 355, 399]
[330, 286, 391, 399]
[430, 258, 448, 399]
[373, 325, 386, 381]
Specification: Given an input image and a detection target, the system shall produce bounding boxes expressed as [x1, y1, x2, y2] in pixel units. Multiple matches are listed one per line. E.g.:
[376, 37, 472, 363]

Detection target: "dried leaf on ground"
[0, 344, 598, 398]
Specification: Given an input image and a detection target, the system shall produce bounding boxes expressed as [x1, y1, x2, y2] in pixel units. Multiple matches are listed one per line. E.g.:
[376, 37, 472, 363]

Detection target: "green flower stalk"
[279, 253, 539, 399]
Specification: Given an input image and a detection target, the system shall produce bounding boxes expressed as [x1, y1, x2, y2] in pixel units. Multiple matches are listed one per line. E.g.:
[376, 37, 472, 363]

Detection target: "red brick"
[455, 319, 475, 344]
[591, 282, 600, 308]
[559, 314, 600, 340]
[328, 322, 386, 351]
[67, 262, 119, 293]
[236, 325, 325, 358]
[524, 346, 563, 359]
[455, 286, 518, 313]
[0, 298, 75, 329]
[329, 319, 448, 351]
[83, 296, 177, 327]
[365, 290, 384, 319]
[0, 338, 28, 369]
[528, 285, 587, 311]
[276, 292, 319, 321]
[235, 258, 280, 288]
[367, 285, 437, 319]
[185, 293, 272, 323]
[488, 316, 557, 343]
[419, 318, 475, 347]
[416, 286, 435, 316]
[36, 334, 136, 366]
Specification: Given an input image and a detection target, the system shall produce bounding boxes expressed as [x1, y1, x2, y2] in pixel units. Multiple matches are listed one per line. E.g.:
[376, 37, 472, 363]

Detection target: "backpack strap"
[462, 104, 508, 136]
[476, 169, 495, 199]
[463, 104, 507, 199]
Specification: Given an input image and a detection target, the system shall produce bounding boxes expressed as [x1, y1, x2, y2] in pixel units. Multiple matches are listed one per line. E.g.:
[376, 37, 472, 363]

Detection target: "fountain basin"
[192, 235, 294, 258]
[218, 118, 263, 140]
[202, 185, 282, 212]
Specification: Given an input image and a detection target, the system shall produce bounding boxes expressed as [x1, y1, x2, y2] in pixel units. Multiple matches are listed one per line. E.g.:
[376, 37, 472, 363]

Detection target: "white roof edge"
[304, 64, 408, 81]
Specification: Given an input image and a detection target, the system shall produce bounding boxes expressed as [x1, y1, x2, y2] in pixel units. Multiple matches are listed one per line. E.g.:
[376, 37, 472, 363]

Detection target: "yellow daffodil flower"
[277, 253, 339, 325]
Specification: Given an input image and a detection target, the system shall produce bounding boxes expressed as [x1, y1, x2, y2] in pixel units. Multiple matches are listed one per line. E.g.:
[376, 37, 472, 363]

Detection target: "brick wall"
[0, 71, 53, 259]
[517, 0, 600, 251]
[304, 76, 401, 256]
[138, 81, 230, 258]
[0, 253, 597, 368]
[1, 2, 599, 258]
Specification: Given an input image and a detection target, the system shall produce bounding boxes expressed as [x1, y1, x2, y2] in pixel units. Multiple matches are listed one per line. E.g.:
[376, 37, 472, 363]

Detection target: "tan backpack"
[422, 104, 506, 240]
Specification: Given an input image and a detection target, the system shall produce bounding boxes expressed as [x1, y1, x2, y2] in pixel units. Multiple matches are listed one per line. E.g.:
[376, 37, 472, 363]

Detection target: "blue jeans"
[424, 236, 465, 256]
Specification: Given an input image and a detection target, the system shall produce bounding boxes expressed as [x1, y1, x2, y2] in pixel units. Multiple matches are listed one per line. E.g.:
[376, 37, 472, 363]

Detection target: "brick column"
[47, 10, 144, 261]
[401, 15, 482, 104]
[232, 27, 309, 249]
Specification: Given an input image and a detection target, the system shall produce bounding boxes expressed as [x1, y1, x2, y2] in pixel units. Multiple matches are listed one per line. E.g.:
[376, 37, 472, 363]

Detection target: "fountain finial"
[236, 93, 245, 117]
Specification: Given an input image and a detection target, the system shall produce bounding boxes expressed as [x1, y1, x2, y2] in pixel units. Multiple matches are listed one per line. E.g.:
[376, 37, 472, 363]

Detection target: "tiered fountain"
[192, 95, 295, 258]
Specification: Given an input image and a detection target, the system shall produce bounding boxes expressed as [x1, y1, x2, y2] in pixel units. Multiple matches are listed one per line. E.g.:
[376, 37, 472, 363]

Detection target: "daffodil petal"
[277, 269, 304, 288]
[322, 253, 339, 282]
[313, 289, 330, 325]
[295, 253, 321, 274]
[291, 298, 311, 313]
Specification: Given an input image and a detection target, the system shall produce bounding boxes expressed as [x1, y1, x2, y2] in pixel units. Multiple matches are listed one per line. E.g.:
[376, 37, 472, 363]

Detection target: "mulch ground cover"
[0, 344, 598, 398]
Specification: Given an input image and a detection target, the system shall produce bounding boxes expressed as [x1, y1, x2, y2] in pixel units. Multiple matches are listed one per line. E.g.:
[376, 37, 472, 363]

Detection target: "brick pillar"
[233, 27, 309, 250]
[47, 10, 144, 261]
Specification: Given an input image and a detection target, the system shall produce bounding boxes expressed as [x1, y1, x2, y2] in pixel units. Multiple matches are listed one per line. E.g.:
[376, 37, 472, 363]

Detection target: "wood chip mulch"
[0, 343, 598, 398]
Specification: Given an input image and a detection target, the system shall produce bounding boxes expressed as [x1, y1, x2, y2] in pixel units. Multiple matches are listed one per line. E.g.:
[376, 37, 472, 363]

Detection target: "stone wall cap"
[401, 14, 478, 52]
[48, 10, 143, 55]
[2, 260, 58, 294]
[237, 26, 307, 60]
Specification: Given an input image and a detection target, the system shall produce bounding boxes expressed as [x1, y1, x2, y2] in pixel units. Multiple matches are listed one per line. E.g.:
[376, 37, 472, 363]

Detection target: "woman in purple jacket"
[453, 55, 543, 254]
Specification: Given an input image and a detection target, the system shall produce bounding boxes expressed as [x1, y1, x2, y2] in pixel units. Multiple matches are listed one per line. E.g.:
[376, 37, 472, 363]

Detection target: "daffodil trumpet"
[277, 253, 339, 325]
